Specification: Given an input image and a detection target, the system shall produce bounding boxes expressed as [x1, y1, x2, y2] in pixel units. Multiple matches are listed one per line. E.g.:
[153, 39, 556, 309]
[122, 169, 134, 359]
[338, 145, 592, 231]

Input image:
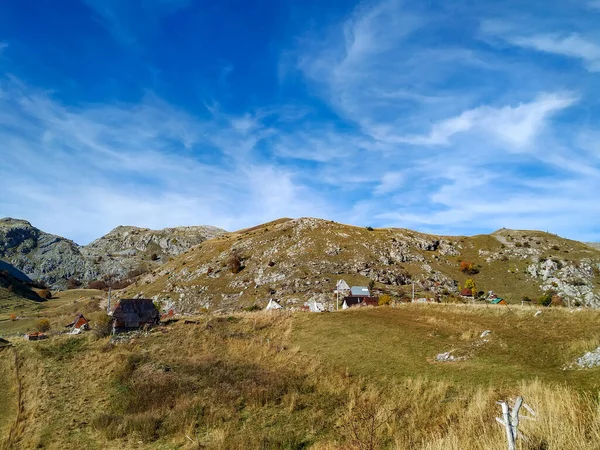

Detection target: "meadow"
[1, 302, 599, 449]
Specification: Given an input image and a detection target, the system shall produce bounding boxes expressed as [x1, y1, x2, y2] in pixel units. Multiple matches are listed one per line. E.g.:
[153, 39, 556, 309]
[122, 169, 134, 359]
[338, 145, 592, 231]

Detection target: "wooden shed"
[65, 313, 90, 333]
[25, 332, 48, 341]
[112, 298, 160, 332]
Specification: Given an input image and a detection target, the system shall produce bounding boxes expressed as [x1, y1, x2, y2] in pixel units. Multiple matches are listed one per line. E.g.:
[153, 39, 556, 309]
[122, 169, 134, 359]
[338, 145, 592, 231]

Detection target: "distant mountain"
[586, 243, 600, 250]
[123, 218, 600, 310]
[0, 218, 227, 289]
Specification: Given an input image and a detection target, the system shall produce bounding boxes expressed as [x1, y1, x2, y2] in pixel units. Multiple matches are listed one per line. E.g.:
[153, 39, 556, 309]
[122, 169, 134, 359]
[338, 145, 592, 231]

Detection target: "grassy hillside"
[2, 301, 600, 449]
[0, 289, 105, 336]
[123, 218, 600, 311]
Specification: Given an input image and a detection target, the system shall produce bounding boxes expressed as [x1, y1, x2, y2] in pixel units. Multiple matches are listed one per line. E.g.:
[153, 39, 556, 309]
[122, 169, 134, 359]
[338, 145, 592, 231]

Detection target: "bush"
[9, 313, 17, 321]
[459, 261, 479, 275]
[39, 289, 52, 299]
[36, 318, 51, 332]
[87, 280, 108, 290]
[66, 278, 81, 289]
[378, 294, 392, 306]
[150, 253, 159, 261]
[228, 251, 243, 274]
[94, 314, 113, 338]
[366, 226, 374, 231]
[109, 279, 133, 290]
[538, 292, 554, 307]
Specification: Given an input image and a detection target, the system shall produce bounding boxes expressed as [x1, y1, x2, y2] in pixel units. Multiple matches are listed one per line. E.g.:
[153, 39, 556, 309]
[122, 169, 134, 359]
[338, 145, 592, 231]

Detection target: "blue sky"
[1, 0, 600, 244]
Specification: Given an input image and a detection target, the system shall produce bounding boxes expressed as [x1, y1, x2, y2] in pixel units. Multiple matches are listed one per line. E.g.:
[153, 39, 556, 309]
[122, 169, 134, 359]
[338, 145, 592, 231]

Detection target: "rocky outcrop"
[527, 258, 600, 307]
[124, 219, 600, 313]
[0, 218, 226, 289]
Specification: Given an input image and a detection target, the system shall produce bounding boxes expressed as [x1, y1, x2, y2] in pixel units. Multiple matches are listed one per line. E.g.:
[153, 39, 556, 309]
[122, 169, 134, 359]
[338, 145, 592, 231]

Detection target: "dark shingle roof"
[112, 299, 160, 329]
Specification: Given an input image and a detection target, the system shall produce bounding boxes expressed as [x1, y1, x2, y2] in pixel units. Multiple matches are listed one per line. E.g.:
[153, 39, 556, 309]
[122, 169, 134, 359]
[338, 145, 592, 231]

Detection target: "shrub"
[87, 280, 108, 290]
[150, 253, 159, 261]
[9, 313, 17, 321]
[228, 251, 243, 274]
[366, 226, 374, 231]
[66, 278, 81, 289]
[378, 294, 392, 306]
[538, 292, 554, 307]
[459, 261, 479, 275]
[39, 289, 52, 299]
[94, 314, 113, 338]
[109, 279, 133, 290]
[464, 279, 476, 290]
[551, 294, 564, 307]
[36, 318, 51, 332]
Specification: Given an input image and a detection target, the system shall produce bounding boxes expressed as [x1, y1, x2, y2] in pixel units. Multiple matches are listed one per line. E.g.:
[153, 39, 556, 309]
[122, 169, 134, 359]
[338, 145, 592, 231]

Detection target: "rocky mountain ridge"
[123, 218, 600, 311]
[0, 218, 226, 289]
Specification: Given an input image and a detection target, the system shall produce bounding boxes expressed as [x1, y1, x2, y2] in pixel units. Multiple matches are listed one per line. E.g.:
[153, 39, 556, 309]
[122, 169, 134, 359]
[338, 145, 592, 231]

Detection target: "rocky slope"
[124, 218, 600, 312]
[0, 218, 226, 289]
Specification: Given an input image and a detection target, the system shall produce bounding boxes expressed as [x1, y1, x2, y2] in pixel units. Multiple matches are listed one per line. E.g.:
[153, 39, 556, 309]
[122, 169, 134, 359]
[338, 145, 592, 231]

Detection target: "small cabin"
[65, 313, 90, 333]
[25, 332, 48, 341]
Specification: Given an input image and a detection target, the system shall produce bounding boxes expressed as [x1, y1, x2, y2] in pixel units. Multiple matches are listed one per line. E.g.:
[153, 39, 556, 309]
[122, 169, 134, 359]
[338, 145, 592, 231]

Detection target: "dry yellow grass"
[2, 304, 600, 449]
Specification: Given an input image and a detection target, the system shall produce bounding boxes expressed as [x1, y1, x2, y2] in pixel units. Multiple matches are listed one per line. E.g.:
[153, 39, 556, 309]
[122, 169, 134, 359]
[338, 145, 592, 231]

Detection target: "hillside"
[1, 303, 600, 449]
[0, 260, 44, 303]
[0, 218, 226, 289]
[125, 218, 600, 311]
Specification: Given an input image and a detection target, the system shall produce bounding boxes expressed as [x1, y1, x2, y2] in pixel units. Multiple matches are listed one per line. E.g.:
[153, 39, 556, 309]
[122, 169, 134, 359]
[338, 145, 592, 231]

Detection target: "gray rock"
[0, 217, 226, 289]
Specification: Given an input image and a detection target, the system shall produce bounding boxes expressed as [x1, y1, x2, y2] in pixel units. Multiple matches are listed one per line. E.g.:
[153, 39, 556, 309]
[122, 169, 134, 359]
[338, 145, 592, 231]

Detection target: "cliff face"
[123, 218, 600, 312]
[0, 218, 226, 289]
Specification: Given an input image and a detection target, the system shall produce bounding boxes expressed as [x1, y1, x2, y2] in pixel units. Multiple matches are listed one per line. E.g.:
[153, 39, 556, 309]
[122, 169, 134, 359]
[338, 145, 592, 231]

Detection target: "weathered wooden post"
[496, 396, 536, 450]
[497, 400, 516, 450]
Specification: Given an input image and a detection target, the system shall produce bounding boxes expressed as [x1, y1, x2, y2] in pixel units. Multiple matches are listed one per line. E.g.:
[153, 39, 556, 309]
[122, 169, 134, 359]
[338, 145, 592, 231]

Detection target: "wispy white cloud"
[481, 20, 600, 72]
[513, 33, 600, 72]
[0, 78, 332, 243]
[289, 0, 600, 240]
[398, 92, 577, 147]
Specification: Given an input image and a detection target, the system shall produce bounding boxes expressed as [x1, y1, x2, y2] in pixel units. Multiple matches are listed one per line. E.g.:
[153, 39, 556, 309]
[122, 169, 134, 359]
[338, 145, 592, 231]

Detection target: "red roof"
[460, 288, 473, 297]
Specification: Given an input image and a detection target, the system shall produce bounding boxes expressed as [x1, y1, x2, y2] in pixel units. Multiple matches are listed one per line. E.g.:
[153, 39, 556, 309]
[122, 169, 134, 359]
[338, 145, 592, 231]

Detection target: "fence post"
[497, 400, 516, 450]
[496, 396, 536, 450]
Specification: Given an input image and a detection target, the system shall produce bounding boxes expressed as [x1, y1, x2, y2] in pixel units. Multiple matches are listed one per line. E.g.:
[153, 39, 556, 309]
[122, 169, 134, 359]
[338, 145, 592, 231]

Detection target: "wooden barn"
[65, 313, 90, 333]
[112, 298, 160, 333]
